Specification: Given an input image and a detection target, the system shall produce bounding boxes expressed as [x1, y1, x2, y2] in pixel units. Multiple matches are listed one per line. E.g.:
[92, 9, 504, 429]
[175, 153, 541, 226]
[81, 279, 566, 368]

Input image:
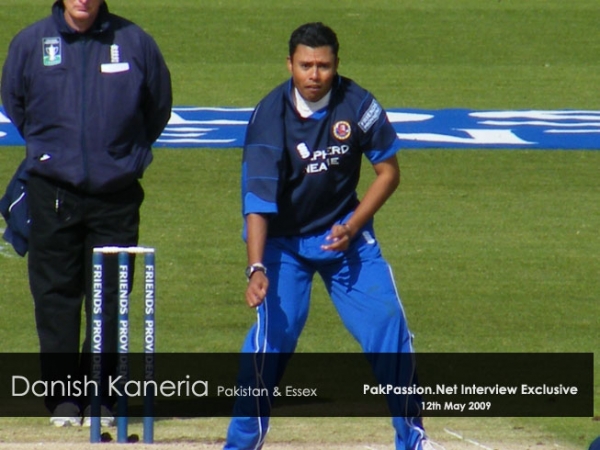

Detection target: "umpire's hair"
[288, 22, 339, 58]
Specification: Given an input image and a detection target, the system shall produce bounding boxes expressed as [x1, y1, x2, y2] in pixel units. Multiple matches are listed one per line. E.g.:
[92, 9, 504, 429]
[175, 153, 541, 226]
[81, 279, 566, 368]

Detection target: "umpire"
[1, 0, 172, 426]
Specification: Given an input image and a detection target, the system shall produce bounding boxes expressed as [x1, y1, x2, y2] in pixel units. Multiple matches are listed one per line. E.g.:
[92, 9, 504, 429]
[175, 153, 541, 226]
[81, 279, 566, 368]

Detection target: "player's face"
[63, 0, 104, 32]
[287, 44, 339, 103]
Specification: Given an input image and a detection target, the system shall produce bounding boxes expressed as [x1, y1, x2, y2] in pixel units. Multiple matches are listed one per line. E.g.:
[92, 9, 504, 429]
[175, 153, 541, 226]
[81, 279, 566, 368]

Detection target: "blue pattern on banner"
[1, 107, 599, 149]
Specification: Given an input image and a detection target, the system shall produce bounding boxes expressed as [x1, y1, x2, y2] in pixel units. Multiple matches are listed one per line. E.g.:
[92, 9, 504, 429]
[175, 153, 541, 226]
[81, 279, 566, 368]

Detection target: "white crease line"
[444, 428, 463, 440]
[444, 428, 494, 450]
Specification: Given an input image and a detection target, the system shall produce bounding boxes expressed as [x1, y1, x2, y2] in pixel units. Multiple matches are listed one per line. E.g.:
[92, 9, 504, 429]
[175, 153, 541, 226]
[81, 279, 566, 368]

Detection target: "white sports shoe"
[82, 405, 115, 428]
[49, 402, 81, 427]
[421, 439, 447, 450]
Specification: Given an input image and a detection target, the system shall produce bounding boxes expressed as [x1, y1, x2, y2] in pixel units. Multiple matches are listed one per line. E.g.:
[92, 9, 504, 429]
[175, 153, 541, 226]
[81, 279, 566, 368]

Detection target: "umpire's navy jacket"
[0, 0, 172, 194]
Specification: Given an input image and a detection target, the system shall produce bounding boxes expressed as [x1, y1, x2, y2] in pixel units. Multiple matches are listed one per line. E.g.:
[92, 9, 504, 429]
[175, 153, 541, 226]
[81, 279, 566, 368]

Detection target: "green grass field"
[1, 0, 599, 448]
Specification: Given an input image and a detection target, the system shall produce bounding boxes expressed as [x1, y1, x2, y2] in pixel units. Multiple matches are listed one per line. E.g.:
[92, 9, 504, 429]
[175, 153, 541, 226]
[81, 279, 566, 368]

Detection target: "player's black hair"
[288, 22, 339, 58]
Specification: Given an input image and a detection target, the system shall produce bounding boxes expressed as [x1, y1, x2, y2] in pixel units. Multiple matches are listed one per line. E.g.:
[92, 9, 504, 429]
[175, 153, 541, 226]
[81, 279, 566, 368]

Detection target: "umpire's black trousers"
[27, 174, 144, 413]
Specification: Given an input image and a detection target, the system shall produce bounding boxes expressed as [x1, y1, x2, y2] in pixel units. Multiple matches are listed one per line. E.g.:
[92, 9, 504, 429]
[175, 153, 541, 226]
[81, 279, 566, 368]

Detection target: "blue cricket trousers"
[224, 219, 427, 450]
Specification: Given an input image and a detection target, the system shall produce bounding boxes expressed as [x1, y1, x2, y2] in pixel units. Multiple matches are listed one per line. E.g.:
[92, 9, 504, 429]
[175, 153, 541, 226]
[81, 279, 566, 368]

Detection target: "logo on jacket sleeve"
[332, 121, 351, 141]
[42, 37, 61, 66]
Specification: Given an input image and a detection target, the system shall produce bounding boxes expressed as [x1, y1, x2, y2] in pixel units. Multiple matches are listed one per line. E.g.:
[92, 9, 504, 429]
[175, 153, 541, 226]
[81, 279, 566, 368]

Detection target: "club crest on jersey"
[332, 121, 351, 141]
[42, 37, 61, 66]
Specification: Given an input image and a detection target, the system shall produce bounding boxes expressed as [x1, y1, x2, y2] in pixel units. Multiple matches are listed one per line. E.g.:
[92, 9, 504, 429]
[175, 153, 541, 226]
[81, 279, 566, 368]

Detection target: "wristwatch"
[245, 263, 267, 281]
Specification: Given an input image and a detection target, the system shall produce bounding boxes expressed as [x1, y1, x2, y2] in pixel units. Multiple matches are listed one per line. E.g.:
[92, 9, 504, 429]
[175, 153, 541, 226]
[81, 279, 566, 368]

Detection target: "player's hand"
[246, 272, 268, 308]
[321, 223, 353, 252]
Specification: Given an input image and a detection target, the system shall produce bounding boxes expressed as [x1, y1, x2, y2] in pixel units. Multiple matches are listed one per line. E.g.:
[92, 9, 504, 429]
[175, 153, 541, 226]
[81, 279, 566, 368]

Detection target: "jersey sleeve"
[241, 100, 285, 216]
[358, 96, 401, 164]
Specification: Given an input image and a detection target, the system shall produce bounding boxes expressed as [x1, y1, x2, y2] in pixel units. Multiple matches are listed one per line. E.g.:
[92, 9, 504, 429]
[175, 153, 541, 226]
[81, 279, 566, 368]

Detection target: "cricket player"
[224, 22, 442, 450]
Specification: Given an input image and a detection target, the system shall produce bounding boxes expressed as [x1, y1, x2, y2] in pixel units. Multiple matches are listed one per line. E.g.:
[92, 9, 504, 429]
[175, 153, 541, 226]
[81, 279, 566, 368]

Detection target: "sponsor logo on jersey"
[332, 121, 351, 141]
[358, 99, 382, 132]
[42, 37, 61, 66]
[304, 145, 350, 174]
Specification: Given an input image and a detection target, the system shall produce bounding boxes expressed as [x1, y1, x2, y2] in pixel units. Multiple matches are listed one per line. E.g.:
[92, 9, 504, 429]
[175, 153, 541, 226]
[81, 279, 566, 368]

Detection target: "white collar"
[293, 88, 331, 118]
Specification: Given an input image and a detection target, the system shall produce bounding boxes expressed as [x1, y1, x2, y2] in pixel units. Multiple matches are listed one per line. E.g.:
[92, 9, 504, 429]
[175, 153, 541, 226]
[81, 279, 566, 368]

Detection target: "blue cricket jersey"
[242, 75, 400, 237]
